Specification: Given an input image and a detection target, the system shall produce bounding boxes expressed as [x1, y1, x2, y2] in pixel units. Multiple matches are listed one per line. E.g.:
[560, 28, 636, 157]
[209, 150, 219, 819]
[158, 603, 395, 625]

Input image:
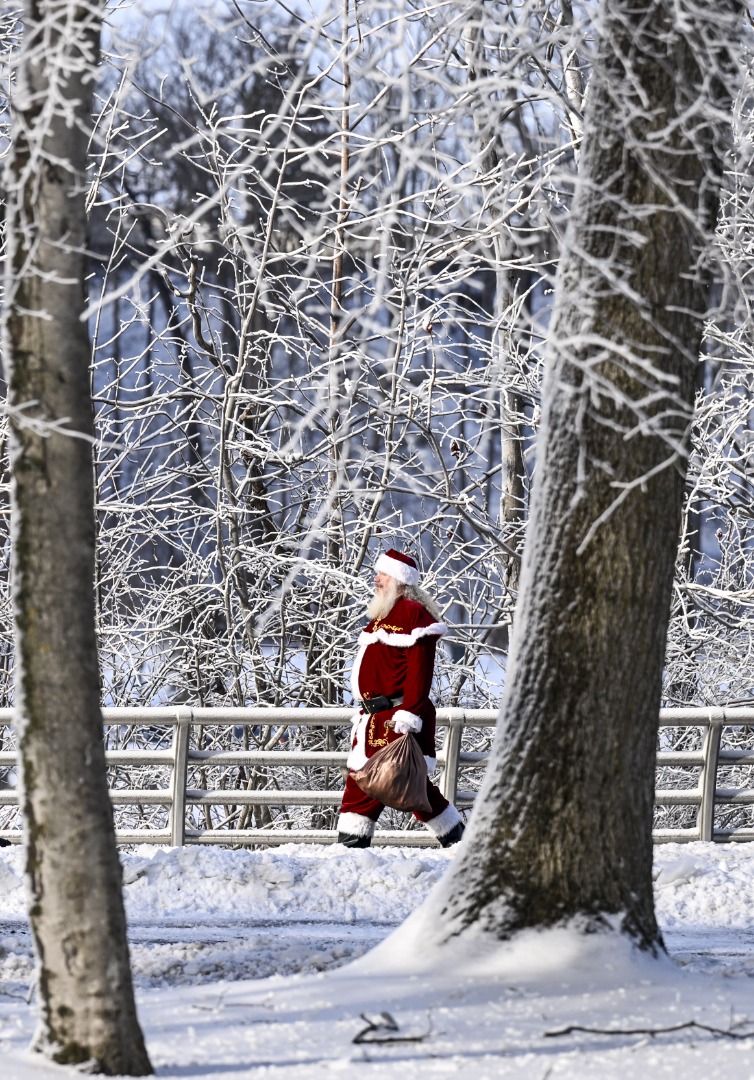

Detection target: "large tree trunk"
[3, 2, 151, 1073]
[422, 0, 741, 951]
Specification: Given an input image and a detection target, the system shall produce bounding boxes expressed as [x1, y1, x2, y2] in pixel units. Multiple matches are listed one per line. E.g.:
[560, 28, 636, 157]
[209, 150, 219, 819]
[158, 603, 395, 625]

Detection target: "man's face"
[374, 571, 393, 596]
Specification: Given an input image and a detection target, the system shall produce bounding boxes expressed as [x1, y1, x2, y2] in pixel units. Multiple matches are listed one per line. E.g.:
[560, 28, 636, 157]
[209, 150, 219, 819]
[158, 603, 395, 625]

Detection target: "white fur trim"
[346, 711, 369, 770]
[424, 802, 461, 838]
[351, 641, 368, 700]
[375, 552, 420, 585]
[358, 622, 447, 648]
[338, 812, 376, 838]
[425, 756, 437, 773]
[391, 710, 422, 734]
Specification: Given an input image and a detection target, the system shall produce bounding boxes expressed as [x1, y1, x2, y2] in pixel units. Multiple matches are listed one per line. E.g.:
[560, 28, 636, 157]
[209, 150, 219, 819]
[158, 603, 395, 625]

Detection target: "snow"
[3, 841, 754, 1077]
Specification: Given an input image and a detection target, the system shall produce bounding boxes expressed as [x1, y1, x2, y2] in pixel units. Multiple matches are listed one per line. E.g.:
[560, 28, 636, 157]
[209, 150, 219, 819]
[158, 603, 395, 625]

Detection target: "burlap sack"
[350, 734, 432, 814]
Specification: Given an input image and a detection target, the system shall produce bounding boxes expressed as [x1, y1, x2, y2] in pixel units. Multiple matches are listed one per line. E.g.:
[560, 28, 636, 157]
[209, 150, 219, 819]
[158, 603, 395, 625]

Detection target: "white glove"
[391, 710, 423, 735]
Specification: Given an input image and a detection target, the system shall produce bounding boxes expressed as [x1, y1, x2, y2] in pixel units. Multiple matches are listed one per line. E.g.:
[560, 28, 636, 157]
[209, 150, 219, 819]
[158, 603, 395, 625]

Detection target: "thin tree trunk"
[463, 9, 530, 601]
[423, 0, 741, 951]
[3, 2, 151, 1072]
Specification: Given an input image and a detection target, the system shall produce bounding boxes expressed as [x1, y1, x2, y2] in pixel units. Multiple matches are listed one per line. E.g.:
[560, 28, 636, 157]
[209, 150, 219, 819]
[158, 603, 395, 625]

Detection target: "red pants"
[340, 770, 450, 823]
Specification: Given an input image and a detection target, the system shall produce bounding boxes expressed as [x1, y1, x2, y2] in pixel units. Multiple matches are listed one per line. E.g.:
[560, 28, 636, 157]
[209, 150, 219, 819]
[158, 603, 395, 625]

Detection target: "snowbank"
[2, 841, 754, 1078]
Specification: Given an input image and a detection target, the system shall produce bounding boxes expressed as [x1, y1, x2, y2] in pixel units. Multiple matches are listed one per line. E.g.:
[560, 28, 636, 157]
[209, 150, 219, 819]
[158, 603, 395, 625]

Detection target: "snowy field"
[3, 840, 754, 1077]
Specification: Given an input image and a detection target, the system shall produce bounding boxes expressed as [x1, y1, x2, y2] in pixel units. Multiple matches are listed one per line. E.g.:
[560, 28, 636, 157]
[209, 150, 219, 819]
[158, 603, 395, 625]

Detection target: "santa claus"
[337, 549, 465, 848]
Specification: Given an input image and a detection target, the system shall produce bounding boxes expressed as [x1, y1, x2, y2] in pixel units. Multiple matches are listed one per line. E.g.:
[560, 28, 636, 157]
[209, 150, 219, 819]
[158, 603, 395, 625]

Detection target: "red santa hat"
[374, 548, 420, 586]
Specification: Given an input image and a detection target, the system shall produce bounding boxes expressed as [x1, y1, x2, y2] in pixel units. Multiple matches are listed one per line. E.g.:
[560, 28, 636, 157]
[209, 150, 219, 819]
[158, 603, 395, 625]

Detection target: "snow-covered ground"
[3, 840, 754, 1078]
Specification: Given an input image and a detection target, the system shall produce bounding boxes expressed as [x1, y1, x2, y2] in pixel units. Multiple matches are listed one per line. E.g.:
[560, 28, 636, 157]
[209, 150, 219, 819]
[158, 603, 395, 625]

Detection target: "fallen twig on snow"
[353, 1011, 432, 1044]
[545, 1019, 754, 1041]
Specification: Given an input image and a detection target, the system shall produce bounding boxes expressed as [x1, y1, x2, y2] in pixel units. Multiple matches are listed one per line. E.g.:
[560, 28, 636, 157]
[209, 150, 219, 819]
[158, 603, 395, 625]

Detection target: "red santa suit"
[338, 594, 463, 843]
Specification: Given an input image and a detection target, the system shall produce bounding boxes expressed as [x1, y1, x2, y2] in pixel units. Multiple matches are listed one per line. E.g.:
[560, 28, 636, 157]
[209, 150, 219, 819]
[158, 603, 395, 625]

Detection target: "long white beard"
[366, 578, 400, 621]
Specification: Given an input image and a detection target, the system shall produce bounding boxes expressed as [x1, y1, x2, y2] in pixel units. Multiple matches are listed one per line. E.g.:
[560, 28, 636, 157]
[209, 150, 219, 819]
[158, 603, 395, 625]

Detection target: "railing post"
[169, 708, 193, 846]
[698, 708, 724, 842]
[440, 710, 463, 803]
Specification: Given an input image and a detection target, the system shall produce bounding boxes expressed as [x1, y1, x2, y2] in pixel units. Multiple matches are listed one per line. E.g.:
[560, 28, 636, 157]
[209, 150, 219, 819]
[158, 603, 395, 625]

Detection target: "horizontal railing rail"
[0, 705, 753, 845]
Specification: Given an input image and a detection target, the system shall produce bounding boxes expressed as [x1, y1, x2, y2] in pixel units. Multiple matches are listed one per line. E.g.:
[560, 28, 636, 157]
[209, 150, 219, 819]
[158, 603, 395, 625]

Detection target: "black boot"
[438, 821, 465, 848]
[0, 837, 10, 848]
[337, 832, 372, 848]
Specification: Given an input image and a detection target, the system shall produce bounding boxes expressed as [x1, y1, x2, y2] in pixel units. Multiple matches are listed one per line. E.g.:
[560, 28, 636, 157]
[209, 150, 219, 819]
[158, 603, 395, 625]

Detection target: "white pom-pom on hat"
[374, 548, 420, 586]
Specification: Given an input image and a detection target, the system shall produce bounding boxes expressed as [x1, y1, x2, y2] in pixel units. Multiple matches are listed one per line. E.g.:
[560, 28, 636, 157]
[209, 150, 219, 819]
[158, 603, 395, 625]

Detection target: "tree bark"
[426, 0, 742, 951]
[3, 2, 152, 1072]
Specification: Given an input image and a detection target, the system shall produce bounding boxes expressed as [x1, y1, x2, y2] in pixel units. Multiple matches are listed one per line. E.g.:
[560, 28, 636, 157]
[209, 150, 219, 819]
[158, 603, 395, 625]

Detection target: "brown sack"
[350, 734, 432, 814]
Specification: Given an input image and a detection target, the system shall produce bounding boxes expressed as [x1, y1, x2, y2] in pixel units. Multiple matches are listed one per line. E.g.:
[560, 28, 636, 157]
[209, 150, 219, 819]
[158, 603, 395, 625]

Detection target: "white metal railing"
[653, 706, 754, 843]
[0, 705, 753, 845]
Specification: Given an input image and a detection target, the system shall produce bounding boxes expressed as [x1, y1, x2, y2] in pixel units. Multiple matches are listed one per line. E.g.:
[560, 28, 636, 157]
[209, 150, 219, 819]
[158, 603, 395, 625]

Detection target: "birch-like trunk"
[422, 0, 742, 951]
[3, 2, 151, 1072]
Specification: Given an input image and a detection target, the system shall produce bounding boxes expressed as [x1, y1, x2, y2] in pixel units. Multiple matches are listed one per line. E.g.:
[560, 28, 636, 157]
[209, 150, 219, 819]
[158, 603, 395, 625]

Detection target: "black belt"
[359, 695, 403, 715]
